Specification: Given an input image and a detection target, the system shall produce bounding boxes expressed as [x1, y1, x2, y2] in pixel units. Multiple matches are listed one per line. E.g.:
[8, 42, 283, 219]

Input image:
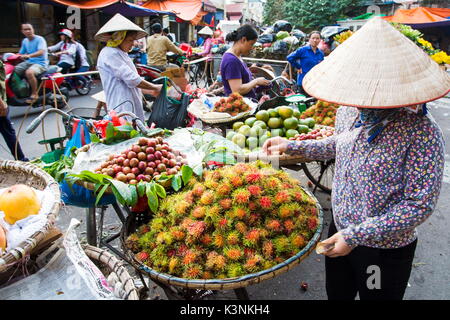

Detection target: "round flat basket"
[83, 245, 139, 300]
[120, 188, 323, 291]
[0, 160, 61, 273]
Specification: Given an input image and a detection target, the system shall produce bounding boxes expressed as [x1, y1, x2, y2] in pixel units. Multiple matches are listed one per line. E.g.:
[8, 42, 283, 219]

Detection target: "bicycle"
[184, 55, 213, 89]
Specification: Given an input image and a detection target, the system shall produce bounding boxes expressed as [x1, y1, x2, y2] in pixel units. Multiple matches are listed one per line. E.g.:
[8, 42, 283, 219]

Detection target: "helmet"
[59, 29, 73, 39]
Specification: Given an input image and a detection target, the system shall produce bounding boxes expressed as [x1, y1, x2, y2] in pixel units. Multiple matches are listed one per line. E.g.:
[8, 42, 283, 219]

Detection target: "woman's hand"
[254, 77, 271, 87]
[262, 137, 289, 155]
[320, 232, 353, 258]
[145, 84, 163, 97]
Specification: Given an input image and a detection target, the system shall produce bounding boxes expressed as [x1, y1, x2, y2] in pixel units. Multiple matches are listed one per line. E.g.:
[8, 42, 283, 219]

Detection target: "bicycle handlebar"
[26, 108, 71, 134]
[270, 76, 294, 85]
[116, 112, 150, 136]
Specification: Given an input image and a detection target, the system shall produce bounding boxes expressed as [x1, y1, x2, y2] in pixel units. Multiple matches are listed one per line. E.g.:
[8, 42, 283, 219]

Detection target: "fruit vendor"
[220, 25, 271, 100]
[95, 14, 162, 121]
[263, 17, 449, 300]
[286, 31, 324, 94]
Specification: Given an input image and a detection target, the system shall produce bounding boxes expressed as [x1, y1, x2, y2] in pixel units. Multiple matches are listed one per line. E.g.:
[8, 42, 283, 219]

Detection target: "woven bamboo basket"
[0, 160, 61, 273]
[83, 245, 139, 300]
[120, 188, 323, 291]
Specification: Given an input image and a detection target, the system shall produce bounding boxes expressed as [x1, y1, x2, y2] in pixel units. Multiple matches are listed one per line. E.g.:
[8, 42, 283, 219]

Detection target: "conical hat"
[95, 13, 148, 42]
[198, 26, 213, 36]
[303, 17, 450, 108]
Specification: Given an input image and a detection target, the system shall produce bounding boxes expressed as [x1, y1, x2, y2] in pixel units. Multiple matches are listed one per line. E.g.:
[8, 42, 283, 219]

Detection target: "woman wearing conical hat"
[263, 17, 450, 300]
[95, 14, 162, 121]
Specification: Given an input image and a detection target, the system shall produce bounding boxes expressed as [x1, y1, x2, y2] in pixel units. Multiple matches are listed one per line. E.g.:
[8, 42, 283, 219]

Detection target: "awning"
[384, 7, 450, 28]
[16, 0, 174, 16]
[229, 14, 242, 21]
[142, 0, 215, 24]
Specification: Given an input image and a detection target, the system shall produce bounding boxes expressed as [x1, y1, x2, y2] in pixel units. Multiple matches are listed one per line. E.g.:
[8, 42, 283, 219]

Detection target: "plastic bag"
[272, 41, 289, 54]
[257, 34, 274, 44]
[61, 120, 115, 207]
[272, 20, 293, 33]
[10, 72, 30, 98]
[147, 78, 190, 130]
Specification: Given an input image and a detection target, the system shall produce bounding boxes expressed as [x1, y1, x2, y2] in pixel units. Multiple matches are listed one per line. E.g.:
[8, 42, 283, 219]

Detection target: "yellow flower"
[418, 38, 434, 50]
[431, 51, 450, 65]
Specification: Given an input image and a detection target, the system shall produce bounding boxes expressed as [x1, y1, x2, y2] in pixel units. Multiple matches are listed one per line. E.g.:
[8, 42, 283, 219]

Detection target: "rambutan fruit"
[200, 191, 214, 205]
[192, 206, 207, 219]
[247, 213, 261, 226]
[217, 217, 229, 230]
[244, 248, 256, 258]
[307, 217, 318, 230]
[227, 231, 240, 245]
[192, 183, 205, 197]
[135, 251, 149, 262]
[202, 271, 214, 279]
[184, 191, 195, 205]
[182, 249, 198, 265]
[248, 201, 258, 212]
[283, 219, 295, 234]
[278, 204, 295, 219]
[137, 225, 151, 235]
[212, 232, 225, 249]
[247, 185, 262, 197]
[200, 234, 213, 246]
[219, 198, 232, 210]
[266, 219, 282, 232]
[175, 200, 190, 215]
[186, 221, 206, 238]
[170, 228, 186, 241]
[232, 206, 248, 220]
[308, 206, 318, 217]
[183, 264, 203, 279]
[235, 221, 248, 234]
[230, 176, 244, 188]
[176, 244, 189, 257]
[262, 241, 274, 259]
[244, 254, 262, 273]
[206, 205, 221, 221]
[290, 233, 306, 249]
[274, 191, 291, 204]
[245, 172, 262, 184]
[259, 196, 272, 210]
[227, 263, 245, 278]
[243, 229, 262, 247]
[217, 182, 232, 196]
[233, 188, 251, 205]
[263, 177, 282, 190]
[168, 257, 180, 274]
[224, 246, 244, 261]
[274, 236, 291, 254]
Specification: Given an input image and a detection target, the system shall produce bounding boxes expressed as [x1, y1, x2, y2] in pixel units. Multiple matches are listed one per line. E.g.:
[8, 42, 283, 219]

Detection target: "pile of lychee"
[95, 137, 188, 185]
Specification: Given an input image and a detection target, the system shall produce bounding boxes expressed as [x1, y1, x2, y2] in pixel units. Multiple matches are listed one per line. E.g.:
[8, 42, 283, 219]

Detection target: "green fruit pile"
[227, 106, 316, 153]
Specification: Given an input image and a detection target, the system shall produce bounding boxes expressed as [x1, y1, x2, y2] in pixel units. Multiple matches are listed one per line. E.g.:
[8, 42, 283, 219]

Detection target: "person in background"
[197, 26, 214, 84]
[220, 24, 270, 100]
[16, 23, 48, 104]
[287, 31, 324, 94]
[96, 14, 162, 121]
[48, 29, 77, 74]
[147, 23, 184, 72]
[0, 60, 28, 161]
[135, 36, 147, 65]
[71, 37, 90, 87]
[163, 28, 174, 42]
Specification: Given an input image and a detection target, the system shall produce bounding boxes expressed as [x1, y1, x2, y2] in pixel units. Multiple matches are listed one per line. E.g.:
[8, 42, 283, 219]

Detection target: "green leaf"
[171, 175, 182, 191]
[95, 184, 109, 207]
[106, 122, 115, 140]
[146, 185, 159, 214]
[154, 183, 166, 198]
[109, 179, 132, 204]
[193, 163, 203, 177]
[137, 182, 146, 198]
[181, 165, 193, 185]
[130, 130, 139, 138]
[129, 184, 138, 206]
[90, 133, 100, 143]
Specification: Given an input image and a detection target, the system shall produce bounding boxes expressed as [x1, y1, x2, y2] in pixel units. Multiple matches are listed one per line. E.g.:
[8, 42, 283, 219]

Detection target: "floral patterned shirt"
[286, 106, 445, 249]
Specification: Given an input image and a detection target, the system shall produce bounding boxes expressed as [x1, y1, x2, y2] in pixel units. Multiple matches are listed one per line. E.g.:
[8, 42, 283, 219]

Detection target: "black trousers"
[325, 219, 417, 300]
[0, 115, 27, 161]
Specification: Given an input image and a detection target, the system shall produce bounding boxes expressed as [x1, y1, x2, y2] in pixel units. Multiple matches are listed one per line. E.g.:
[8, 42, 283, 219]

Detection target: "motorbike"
[3, 53, 69, 108]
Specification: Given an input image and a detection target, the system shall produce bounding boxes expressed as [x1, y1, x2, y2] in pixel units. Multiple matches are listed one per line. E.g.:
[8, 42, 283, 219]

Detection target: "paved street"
[1, 82, 449, 300]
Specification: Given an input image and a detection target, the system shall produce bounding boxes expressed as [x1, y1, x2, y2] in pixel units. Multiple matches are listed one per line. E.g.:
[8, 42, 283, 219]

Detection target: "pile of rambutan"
[125, 161, 320, 280]
[213, 93, 251, 116]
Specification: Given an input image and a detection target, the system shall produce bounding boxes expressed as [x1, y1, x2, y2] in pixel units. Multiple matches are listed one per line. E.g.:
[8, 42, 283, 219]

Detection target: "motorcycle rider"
[146, 23, 184, 71]
[71, 37, 91, 87]
[0, 60, 28, 161]
[48, 29, 77, 74]
[16, 23, 48, 104]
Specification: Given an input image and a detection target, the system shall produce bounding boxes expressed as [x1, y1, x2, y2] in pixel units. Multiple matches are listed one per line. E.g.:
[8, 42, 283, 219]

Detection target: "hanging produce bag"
[61, 120, 115, 207]
[147, 78, 190, 130]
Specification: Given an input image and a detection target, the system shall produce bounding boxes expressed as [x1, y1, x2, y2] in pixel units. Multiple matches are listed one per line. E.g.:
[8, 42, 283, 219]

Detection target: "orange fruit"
[0, 184, 41, 224]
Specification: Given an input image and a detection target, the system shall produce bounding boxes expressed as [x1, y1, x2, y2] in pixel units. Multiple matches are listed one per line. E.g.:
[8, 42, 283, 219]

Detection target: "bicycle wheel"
[75, 78, 92, 96]
[300, 159, 335, 194]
